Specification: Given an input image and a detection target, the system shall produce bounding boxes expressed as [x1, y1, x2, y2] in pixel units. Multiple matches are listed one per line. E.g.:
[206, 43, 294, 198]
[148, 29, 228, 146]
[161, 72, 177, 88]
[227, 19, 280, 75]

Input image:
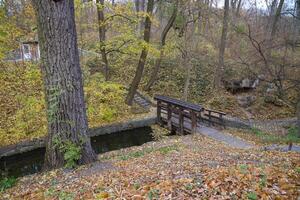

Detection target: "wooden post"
[179, 107, 184, 135]
[220, 113, 226, 129]
[167, 104, 172, 131]
[157, 100, 162, 125]
[191, 110, 197, 134]
[208, 110, 212, 126]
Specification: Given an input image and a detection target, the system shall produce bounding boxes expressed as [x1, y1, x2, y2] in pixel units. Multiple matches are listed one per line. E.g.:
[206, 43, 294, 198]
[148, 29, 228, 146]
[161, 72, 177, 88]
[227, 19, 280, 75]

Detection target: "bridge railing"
[154, 95, 226, 134]
[154, 95, 203, 134]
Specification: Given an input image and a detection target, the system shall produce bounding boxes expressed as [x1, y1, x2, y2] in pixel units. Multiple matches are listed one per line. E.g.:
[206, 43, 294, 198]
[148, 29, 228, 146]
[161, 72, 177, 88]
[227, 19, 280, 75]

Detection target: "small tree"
[145, 0, 178, 91]
[126, 0, 154, 105]
[214, 0, 230, 89]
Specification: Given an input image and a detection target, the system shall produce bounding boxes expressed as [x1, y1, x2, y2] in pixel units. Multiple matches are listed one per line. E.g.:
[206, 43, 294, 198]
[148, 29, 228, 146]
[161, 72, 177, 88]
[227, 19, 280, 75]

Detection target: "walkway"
[197, 125, 300, 153]
[197, 126, 254, 149]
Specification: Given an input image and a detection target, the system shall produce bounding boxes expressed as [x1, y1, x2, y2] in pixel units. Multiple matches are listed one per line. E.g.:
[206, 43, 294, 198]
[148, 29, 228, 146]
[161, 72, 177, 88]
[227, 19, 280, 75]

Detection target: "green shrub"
[247, 192, 257, 200]
[0, 177, 17, 192]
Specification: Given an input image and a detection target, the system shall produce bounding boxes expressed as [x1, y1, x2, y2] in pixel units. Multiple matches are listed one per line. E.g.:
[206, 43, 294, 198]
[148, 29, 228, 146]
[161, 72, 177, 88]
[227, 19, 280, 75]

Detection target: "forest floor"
[2, 134, 300, 200]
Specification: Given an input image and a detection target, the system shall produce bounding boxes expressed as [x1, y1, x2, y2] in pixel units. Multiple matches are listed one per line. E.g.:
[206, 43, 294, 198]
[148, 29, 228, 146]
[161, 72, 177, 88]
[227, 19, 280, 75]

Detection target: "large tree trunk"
[145, 0, 178, 91]
[96, 0, 109, 81]
[126, 0, 154, 105]
[214, 0, 229, 89]
[32, 0, 96, 169]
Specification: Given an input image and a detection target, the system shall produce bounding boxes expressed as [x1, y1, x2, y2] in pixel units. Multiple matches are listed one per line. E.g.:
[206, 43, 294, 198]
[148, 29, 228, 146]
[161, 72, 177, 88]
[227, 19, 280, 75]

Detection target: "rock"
[264, 95, 284, 107]
[266, 83, 276, 94]
[224, 77, 259, 94]
[241, 78, 251, 88]
[264, 95, 276, 103]
[274, 98, 284, 107]
[251, 79, 260, 88]
[237, 95, 256, 108]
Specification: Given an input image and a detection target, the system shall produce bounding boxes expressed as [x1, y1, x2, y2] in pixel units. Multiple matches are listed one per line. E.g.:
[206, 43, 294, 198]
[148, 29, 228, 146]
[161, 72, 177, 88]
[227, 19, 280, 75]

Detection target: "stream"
[0, 127, 153, 178]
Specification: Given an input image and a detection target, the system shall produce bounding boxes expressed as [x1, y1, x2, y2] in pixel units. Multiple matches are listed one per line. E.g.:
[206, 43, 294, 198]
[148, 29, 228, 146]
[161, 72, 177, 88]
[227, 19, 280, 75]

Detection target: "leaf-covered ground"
[0, 63, 148, 147]
[2, 134, 299, 200]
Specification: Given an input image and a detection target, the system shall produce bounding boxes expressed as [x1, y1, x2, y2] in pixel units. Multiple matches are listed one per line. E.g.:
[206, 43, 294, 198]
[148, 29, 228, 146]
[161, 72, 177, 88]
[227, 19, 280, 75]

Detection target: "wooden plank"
[204, 108, 226, 116]
[167, 104, 172, 130]
[191, 110, 197, 134]
[208, 110, 212, 126]
[179, 107, 184, 135]
[157, 100, 162, 125]
[154, 95, 203, 112]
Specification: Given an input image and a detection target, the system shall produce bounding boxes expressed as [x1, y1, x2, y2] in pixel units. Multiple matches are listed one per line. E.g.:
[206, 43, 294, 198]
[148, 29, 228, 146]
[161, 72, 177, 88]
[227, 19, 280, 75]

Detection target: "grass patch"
[251, 126, 300, 144]
[157, 145, 179, 154]
[247, 192, 258, 200]
[118, 145, 179, 161]
[0, 177, 17, 192]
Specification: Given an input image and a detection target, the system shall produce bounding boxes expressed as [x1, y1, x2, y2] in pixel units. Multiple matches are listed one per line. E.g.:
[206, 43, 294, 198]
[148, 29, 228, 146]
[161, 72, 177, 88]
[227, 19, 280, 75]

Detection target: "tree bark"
[126, 0, 154, 105]
[214, 0, 229, 89]
[270, 0, 278, 17]
[145, 0, 178, 91]
[96, 0, 109, 81]
[297, 93, 300, 137]
[263, 0, 284, 77]
[236, 0, 242, 17]
[134, 0, 139, 13]
[269, 0, 284, 42]
[32, 0, 96, 169]
[293, 0, 300, 49]
[183, 59, 192, 101]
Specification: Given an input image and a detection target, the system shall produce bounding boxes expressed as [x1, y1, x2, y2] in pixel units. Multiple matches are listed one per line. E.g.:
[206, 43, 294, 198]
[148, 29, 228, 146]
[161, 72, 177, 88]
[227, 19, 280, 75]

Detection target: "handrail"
[154, 95, 226, 134]
[154, 95, 203, 112]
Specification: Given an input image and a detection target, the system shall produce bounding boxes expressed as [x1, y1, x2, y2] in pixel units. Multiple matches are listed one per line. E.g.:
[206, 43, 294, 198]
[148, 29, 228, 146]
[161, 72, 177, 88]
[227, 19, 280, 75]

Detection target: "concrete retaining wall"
[0, 116, 156, 158]
[224, 116, 297, 132]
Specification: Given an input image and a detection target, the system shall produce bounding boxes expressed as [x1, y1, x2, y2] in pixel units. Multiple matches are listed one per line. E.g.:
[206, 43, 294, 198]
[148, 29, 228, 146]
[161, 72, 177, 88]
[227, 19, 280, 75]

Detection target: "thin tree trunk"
[270, 0, 278, 17]
[183, 59, 192, 101]
[96, 0, 109, 81]
[269, 0, 284, 42]
[197, 0, 202, 33]
[297, 93, 300, 138]
[214, 0, 229, 89]
[292, 0, 299, 50]
[145, 0, 178, 91]
[263, 0, 284, 77]
[140, 0, 145, 31]
[134, 0, 139, 13]
[236, 0, 242, 17]
[126, 0, 154, 105]
[32, 0, 96, 169]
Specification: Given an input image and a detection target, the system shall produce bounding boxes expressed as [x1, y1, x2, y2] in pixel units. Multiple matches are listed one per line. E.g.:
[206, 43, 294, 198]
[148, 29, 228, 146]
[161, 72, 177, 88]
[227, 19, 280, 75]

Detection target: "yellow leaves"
[0, 64, 142, 146]
[96, 191, 109, 199]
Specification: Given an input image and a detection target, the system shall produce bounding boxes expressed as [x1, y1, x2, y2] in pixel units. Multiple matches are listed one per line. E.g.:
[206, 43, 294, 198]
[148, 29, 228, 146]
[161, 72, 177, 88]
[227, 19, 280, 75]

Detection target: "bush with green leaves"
[0, 177, 17, 192]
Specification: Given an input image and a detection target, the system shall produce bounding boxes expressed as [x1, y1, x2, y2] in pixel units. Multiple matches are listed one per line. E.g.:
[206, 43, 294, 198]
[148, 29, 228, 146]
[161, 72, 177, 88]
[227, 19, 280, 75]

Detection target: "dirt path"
[197, 126, 254, 149]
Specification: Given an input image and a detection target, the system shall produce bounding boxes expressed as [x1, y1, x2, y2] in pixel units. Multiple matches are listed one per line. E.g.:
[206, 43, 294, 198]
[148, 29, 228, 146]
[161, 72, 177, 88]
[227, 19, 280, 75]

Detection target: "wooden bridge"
[154, 95, 226, 135]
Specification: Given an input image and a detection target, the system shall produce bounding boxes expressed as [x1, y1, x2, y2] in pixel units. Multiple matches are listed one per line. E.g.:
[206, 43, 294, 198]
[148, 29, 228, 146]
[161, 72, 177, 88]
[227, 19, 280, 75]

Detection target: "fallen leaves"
[1, 134, 300, 199]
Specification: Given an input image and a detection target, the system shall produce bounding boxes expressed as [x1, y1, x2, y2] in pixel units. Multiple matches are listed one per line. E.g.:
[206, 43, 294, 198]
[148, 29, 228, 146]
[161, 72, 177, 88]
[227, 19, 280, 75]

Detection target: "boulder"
[264, 94, 284, 107]
[237, 95, 256, 108]
[241, 78, 251, 88]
